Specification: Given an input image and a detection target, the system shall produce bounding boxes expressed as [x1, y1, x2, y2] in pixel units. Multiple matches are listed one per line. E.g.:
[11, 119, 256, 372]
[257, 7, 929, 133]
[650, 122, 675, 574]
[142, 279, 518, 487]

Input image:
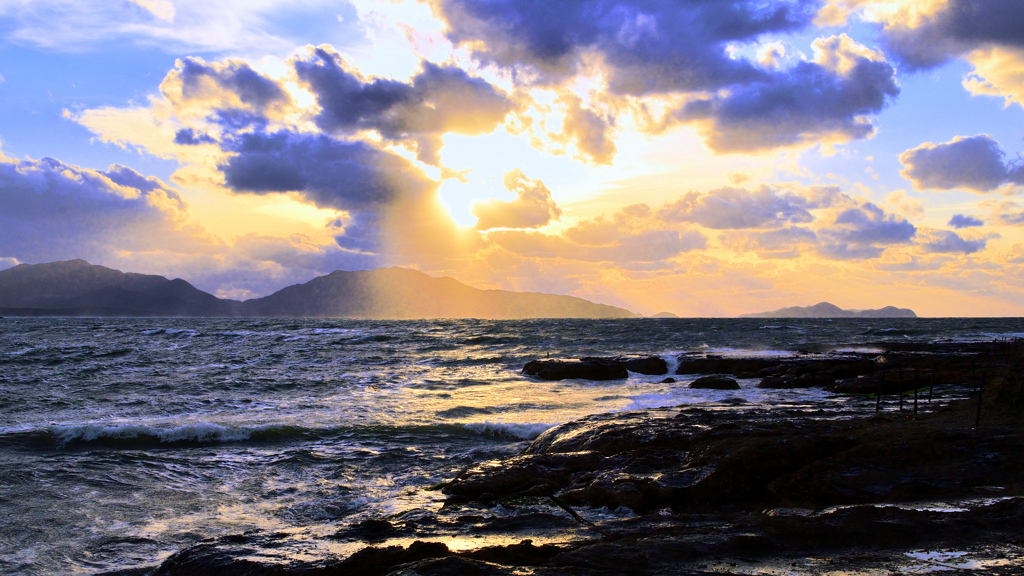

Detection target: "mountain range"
[0, 260, 639, 319]
[739, 301, 917, 318]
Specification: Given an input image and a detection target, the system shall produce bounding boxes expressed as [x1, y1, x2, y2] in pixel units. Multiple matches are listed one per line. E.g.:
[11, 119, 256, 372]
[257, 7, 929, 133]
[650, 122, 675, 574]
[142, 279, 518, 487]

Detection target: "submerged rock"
[689, 375, 739, 390]
[522, 359, 628, 381]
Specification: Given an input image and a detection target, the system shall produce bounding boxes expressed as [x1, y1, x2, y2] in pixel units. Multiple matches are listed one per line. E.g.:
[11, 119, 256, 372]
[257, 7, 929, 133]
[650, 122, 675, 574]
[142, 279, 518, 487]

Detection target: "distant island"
[740, 301, 917, 319]
[0, 260, 639, 319]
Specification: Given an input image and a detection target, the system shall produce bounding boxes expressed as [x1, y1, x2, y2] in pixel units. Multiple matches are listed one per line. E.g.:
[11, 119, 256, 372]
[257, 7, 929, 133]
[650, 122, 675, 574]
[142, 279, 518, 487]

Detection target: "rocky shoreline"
[119, 341, 1024, 575]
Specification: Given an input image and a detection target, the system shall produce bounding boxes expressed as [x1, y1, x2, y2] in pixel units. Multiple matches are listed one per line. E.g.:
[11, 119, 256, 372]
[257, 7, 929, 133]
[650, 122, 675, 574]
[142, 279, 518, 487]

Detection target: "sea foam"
[53, 422, 257, 445]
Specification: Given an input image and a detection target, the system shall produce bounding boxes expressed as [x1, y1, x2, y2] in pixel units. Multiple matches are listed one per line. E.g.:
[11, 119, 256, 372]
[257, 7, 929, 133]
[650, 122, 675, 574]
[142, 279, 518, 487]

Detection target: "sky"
[1, 0, 1023, 316]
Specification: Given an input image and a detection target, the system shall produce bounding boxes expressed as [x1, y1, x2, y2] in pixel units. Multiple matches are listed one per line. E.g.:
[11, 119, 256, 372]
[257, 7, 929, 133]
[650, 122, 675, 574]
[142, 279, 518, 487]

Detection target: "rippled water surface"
[2, 317, 1023, 574]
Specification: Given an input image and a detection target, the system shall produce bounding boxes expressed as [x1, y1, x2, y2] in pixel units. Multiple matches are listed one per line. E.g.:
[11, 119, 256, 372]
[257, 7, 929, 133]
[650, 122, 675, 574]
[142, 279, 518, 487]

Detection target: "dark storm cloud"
[174, 57, 290, 112]
[948, 214, 984, 228]
[817, 202, 916, 260]
[220, 131, 435, 212]
[881, 0, 1024, 69]
[174, 128, 217, 146]
[430, 1, 899, 153]
[657, 185, 826, 229]
[0, 156, 201, 262]
[900, 135, 1024, 192]
[677, 46, 898, 152]
[294, 48, 514, 164]
[920, 230, 989, 255]
[430, 0, 817, 94]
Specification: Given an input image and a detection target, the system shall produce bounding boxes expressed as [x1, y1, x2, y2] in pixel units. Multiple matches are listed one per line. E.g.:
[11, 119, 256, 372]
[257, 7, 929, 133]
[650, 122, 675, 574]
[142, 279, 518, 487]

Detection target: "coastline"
[134, 339, 1024, 576]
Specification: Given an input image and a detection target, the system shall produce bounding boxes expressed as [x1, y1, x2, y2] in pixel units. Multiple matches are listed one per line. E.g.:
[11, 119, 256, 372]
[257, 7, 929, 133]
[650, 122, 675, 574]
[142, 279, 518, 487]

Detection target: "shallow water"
[1, 317, 1022, 575]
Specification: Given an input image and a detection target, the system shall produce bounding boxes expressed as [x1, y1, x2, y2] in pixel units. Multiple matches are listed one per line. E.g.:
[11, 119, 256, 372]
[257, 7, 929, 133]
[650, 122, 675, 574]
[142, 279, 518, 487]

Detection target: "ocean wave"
[51, 422, 280, 445]
[141, 328, 200, 338]
[0, 419, 553, 451]
[462, 421, 554, 440]
[859, 327, 931, 337]
[436, 406, 495, 418]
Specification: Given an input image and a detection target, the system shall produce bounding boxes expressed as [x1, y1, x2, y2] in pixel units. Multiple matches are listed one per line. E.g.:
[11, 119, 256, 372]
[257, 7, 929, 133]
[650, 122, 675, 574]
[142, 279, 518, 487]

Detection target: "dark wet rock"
[333, 541, 452, 575]
[464, 539, 565, 566]
[676, 357, 782, 376]
[689, 376, 739, 390]
[828, 359, 879, 379]
[659, 377, 676, 384]
[448, 346, 1024, 515]
[756, 375, 789, 389]
[332, 519, 413, 542]
[384, 556, 515, 576]
[462, 513, 578, 534]
[151, 532, 318, 575]
[156, 343, 1024, 576]
[522, 356, 668, 381]
[579, 356, 667, 376]
[524, 409, 688, 456]
[522, 360, 628, 381]
[830, 371, 925, 394]
[559, 472, 659, 512]
[548, 540, 653, 575]
[443, 451, 608, 503]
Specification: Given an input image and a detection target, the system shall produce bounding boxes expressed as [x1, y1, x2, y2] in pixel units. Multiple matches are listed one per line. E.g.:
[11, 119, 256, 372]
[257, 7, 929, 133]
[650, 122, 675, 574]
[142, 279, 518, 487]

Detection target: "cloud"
[872, 0, 1024, 70]
[962, 46, 1024, 109]
[919, 229, 990, 255]
[431, 3, 898, 154]
[985, 200, 1024, 226]
[838, 0, 1024, 108]
[472, 169, 562, 230]
[677, 35, 898, 153]
[295, 48, 514, 164]
[948, 214, 984, 228]
[817, 201, 916, 259]
[552, 92, 616, 165]
[900, 135, 1024, 192]
[131, 0, 176, 22]
[174, 128, 217, 146]
[657, 185, 833, 229]
[430, 0, 815, 94]
[489, 228, 706, 264]
[721, 226, 819, 259]
[0, 151, 392, 300]
[487, 204, 706, 264]
[220, 130, 436, 213]
[160, 56, 292, 129]
[0, 154, 212, 263]
[217, 128, 484, 262]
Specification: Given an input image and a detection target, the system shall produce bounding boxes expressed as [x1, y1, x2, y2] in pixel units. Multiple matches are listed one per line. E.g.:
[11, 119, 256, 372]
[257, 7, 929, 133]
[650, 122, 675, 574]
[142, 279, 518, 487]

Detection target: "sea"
[2, 317, 1023, 575]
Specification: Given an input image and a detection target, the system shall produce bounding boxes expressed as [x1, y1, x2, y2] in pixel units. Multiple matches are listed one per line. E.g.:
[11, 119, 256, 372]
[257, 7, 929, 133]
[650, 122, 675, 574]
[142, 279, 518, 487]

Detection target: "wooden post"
[914, 367, 919, 415]
[899, 369, 904, 412]
[929, 362, 934, 403]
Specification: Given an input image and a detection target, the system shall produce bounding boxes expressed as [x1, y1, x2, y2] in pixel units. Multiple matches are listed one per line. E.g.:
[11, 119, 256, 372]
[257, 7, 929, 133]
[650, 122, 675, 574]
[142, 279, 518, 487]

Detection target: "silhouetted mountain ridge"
[0, 260, 638, 319]
[740, 301, 917, 318]
[0, 260, 236, 316]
